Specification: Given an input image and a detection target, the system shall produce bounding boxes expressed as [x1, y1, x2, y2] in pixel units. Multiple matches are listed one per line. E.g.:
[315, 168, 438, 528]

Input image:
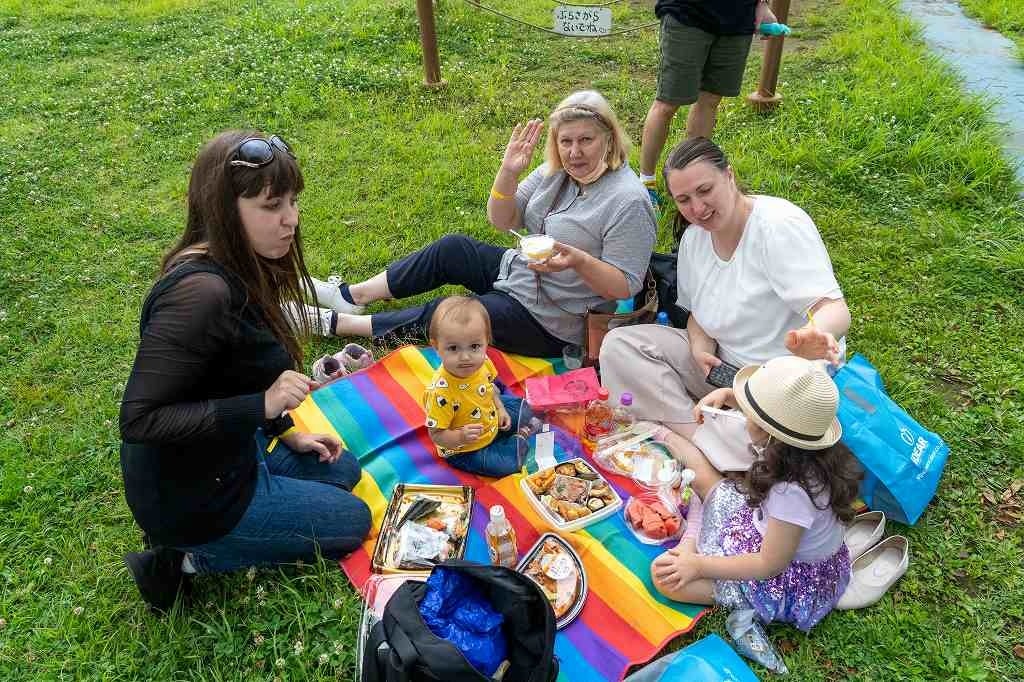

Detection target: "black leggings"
[371, 235, 567, 358]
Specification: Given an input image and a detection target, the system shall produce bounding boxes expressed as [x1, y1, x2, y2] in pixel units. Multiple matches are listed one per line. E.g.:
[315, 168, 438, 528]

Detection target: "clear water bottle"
[485, 505, 518, 568]
[612, 392, 635, 434]
[584, 388, 614, 445]
[656, 311, 669, 326]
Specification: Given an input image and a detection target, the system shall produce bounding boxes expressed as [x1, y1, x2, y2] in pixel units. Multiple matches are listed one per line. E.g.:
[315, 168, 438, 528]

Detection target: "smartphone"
[706, 361, 740, 389]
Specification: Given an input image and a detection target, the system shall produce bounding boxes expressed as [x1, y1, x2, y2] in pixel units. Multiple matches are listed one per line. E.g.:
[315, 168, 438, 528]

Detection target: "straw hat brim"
[732, 364, 842, 451]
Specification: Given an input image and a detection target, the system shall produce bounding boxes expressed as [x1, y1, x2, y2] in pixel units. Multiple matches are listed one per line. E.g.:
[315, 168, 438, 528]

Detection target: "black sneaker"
[124, 547, 187, 612]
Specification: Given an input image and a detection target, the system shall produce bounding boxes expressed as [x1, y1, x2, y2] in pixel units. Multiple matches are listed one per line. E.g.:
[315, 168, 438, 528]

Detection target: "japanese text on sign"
[553, 6, 612, 36]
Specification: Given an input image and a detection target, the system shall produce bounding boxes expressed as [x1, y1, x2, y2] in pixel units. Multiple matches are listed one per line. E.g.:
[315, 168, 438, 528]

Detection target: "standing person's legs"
[641, 16, 713, 176]
[599, 325, 716, 435]
[688, 33, 755, 138]
[181, 439, 371, 574]
[685, 91, 724, 139]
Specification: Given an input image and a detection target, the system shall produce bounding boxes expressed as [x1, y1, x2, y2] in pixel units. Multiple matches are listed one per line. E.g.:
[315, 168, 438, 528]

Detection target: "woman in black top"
[120, 131, 371, 611]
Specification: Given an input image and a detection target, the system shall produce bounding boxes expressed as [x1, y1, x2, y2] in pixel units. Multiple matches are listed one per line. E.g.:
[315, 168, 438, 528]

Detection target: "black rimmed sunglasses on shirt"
[228, 135, 296, 168]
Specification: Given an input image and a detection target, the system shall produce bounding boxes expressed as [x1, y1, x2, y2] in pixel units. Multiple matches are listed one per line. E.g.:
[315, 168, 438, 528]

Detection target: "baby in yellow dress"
[423, 296, 530, 477]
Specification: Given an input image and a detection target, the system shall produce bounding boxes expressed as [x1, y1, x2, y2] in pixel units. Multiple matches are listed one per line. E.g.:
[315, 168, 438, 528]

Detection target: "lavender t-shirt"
[752, 482, 844, 563]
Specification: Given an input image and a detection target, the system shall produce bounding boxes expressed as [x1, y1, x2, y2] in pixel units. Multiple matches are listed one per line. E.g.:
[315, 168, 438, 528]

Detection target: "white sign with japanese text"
[553, 6, 612, 36]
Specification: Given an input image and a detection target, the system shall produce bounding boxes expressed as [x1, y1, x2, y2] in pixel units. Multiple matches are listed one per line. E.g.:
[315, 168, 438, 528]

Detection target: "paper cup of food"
[520, 234, 555, 263]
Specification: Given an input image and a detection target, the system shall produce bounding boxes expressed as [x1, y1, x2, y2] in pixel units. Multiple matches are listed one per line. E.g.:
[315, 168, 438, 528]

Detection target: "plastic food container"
[623, 491, 685, 545]
[520, 458, 623, 532]
[520, 234, 555, 262]
[516, 533, 588, 629]
[371, 484, 474, 574]
[595, 436, 677, 488]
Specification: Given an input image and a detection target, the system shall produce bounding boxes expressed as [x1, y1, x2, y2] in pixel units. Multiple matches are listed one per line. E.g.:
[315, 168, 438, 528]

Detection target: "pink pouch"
[524, 367, 602, 411]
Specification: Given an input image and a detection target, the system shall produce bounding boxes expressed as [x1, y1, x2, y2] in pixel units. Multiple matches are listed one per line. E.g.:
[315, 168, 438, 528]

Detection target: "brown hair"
[428, 296, 493, 344]
[162, 129, 312, 366]
[544, 90, 631, 174]
[662, 137, 738, 241]
[739, 440, 863, 524]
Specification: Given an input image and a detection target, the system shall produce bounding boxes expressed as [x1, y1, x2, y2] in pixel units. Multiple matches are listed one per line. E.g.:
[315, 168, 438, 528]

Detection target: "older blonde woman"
[311, 90, 656, 357]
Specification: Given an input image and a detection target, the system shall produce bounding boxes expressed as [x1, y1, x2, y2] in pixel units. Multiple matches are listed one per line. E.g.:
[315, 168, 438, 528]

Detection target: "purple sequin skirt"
[697, 481, 850, 632]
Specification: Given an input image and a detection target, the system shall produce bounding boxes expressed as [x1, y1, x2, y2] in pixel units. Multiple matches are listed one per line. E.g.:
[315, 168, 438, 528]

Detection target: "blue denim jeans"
[445, 395, 531, 478]
[180, 433, 371, 574]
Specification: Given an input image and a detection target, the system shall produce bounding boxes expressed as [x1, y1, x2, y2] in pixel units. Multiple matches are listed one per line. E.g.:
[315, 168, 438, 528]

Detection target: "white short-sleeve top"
[675, 195, 843, 367]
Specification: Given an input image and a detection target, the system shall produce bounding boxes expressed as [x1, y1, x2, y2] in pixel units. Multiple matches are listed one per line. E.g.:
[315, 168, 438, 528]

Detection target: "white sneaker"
[319, 276, 365, 315]
[284, 302, 336, 338]
[836, 535, 909, 610]
[844, 510, 886, 560]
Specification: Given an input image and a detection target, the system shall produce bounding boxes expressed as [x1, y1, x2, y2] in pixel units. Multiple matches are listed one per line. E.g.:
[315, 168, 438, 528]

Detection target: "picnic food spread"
[517, 533, 587, 628]
[523, 459, 621, 528]
[373, 484, 474, 573]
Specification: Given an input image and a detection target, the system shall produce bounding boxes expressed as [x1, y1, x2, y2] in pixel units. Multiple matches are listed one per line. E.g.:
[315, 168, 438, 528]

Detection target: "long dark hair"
[162, 130, 313, 365]
[662, 137, 735, 242]
[739, 440, 863, 523]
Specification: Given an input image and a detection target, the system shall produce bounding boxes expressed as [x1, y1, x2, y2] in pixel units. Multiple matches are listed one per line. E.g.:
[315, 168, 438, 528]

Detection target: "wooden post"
[415, 0, 444, 87]
[747, 0, 791, 112]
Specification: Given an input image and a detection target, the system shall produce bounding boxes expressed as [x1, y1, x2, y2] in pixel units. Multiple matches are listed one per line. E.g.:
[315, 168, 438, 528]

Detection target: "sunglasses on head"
[229, 135, 296, 168]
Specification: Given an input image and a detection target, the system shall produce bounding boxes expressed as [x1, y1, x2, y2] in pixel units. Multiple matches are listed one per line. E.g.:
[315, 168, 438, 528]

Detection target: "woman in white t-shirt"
[600, 137, 850, 435]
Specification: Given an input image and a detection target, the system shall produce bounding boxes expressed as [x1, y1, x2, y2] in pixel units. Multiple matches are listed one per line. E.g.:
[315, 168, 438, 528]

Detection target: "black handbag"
[361, 560, 558, 682]
[649, 250, 689, 328]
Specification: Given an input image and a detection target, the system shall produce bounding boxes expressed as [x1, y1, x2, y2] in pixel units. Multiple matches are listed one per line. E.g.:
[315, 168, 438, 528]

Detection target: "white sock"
[181, 553, 197, 574]
[640, 173, 657, 185]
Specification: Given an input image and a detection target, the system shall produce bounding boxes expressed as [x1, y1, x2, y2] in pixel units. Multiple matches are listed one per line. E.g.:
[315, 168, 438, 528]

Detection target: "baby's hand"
[498, 408, 512, 430]
[460, 424, 485, 444]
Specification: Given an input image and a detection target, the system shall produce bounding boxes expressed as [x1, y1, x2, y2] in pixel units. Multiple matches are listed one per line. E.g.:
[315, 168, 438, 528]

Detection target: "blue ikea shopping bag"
[833, 354, 950, 525]
[625, 634, 759, 682]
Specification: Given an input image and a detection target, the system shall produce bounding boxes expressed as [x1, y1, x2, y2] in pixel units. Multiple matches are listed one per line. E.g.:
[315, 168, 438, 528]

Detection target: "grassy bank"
[958, 0, 1024, 53]
[1, 0, 1022, 679]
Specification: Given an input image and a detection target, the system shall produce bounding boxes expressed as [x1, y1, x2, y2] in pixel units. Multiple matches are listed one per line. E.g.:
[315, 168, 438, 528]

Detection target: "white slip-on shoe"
[836, 535, 909, 610]
[845, 510, 886, 560]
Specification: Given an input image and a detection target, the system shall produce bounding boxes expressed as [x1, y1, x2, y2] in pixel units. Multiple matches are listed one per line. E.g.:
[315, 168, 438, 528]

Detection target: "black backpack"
[361, 560, 559, 682]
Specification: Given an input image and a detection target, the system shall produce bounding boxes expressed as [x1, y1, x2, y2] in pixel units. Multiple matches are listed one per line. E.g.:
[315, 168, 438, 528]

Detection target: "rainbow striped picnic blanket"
[290, 345, 706, 681]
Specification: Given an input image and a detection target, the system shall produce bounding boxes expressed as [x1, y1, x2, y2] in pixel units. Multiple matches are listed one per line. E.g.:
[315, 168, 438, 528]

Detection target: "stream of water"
[901, 0, 1024, 186]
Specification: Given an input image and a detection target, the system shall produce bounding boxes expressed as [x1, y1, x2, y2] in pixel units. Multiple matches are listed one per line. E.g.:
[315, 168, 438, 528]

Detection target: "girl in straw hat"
[650, 355, 861, 631]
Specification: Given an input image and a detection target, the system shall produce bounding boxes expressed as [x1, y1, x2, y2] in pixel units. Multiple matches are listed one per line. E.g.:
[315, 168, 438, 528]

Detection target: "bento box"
[516, 533, 588, 629]
[370, 483, 474, 574]
[520, 458, 622, 532]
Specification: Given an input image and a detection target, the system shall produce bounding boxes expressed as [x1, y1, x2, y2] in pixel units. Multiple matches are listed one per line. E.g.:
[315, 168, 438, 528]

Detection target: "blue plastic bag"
[418, 566, 507, 677]
[833, 354, 950, 525]
[625, 634, 759, 681]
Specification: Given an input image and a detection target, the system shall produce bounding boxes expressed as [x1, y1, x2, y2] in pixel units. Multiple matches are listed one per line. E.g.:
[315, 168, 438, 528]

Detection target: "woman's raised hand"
[500, 119, 544, 177]
[785, 326, 840, 364]
[264, 370, 319, 419]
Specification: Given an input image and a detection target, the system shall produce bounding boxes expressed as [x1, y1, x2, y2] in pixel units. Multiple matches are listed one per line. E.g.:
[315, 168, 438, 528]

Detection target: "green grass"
[1, 0, 1023, 679]
[958, 0, 1024, 53]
